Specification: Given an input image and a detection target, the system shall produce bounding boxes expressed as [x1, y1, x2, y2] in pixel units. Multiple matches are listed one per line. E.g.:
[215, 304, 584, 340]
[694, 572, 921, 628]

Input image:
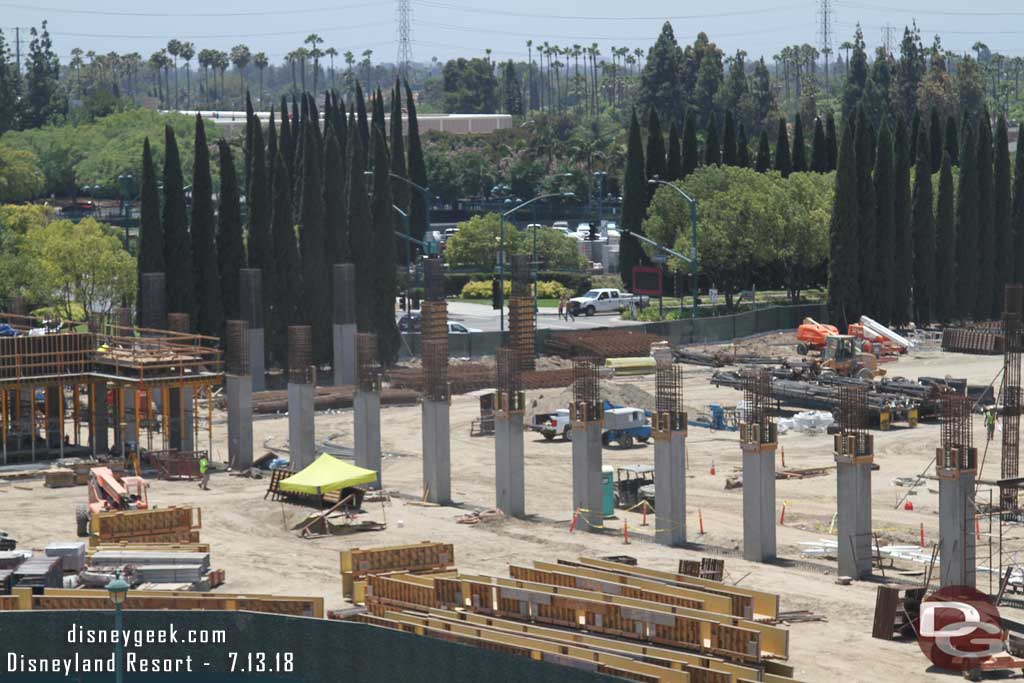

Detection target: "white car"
[442, 228, 459, 241]
[552, 220, 570, 230]
[549, 225, 571, 236]
[448, 322, 481, 334]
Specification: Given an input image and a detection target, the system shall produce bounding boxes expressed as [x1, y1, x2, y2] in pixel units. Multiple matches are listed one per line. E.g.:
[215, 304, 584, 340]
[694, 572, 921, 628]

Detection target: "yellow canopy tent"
[279, 453, 378, 495]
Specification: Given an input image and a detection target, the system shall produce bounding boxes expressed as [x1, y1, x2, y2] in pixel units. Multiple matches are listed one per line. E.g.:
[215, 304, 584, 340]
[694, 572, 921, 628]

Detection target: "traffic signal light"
[491, 278, 501, 309]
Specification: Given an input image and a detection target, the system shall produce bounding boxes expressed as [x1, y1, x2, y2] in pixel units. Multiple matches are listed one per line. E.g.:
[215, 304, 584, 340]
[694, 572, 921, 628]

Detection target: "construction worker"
[986, 409, 996, 442]
[198, 453, 210, 490]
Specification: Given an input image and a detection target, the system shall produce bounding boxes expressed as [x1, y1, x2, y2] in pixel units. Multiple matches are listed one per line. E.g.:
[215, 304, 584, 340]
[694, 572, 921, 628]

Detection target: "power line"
[416, 20, 796, 42]
[0, 1, 380, 17]
[412, 0, 807, 22]
[817, 0, 834, 96]
[881, 23, 897, 56]
[47, 21, 392, 41]
[397, 0, 412, 81]
[843, 1, 1024, 17]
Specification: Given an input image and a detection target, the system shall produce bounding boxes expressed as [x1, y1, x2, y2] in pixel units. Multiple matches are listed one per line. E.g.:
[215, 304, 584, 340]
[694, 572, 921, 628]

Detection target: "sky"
[3, 0, 1024, 67]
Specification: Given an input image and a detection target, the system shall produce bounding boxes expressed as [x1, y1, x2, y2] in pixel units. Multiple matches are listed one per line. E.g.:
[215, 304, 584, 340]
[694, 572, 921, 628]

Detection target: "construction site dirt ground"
[1, 343, 1021, 681]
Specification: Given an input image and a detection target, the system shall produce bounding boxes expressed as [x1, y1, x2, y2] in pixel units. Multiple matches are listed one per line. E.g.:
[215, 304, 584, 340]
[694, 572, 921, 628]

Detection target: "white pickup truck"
[569, 288, 647, 316]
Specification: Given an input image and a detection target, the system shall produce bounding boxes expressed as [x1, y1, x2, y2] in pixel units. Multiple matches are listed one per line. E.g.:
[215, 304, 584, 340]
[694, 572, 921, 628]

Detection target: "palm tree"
[286, 50, 299, 93]
[839, 40, 854, 76]
[179, 42, 195, 109]
[325, 47, 338, 89]
[230, 44, 251, 104]
[294, 47, 310, 92]
[253, 52, 269, 105]
[198, 48, 216, 105]
[215, 50, 229, 103]
[526, 40, 533, 112]
[166, 39, 182, 108]
[148, 49, 169, 107]
[485, 47, 492, 64]
[70, 47, 84, 97]
[361, 49, 373, 90]
[304, 34, 323, 94]
[343, 50, 355, 95]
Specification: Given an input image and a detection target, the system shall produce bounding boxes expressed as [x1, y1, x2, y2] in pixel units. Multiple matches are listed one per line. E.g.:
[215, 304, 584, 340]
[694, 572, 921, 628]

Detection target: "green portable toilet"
[601, 465, 615, 517]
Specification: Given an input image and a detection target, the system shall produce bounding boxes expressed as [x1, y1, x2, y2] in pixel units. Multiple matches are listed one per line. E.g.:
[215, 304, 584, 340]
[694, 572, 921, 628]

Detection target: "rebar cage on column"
[838, 384, 871, 456]
[940, 390, 975, 471]
[508, 254, 535, 371]
[423, 258, 445, 302]
[496, 346, 522, 396]
[655, 362, 686, 432]
[357, 333, 380, 391]
[166, 312, 190, 334]
[225, 320, 250, 376]
[422, 339, 450, 401]
[741, 369, 777, 445]
[571, 357, 601, 421]
[1002, 284, 1023, 511]
[288, 325, 313, 384]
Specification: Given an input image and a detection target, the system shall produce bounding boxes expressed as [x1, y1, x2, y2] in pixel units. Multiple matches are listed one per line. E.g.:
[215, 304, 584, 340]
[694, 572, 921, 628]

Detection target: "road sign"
[632, 266, 662, 296]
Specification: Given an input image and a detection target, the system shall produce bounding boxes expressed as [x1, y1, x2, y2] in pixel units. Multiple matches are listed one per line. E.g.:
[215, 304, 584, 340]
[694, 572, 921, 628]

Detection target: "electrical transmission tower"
[396, 0, 413, 83]
[881, 23, 897, 56]
[816, 0, 834, 96]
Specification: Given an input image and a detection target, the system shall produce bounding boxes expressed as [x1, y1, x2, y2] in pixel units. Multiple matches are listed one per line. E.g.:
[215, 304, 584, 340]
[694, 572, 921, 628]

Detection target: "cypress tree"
[323, 125, 349, 266]
[665, 120, 682, 181]
[911, 127, 935, 323]
[828, 121, 859, 328]
[347, 119, 374, 330]
[278, 97, 292, 177]
[372, 88, 387, 143]
[773, 117, 791, 178]
[956, 122, 979, 320]
[892, 115, 913, 325]
[290, 94, 301, 152]
[910, 110, 920, 163]
[390, 82, 409, 220]
[929, 107, 943, 174]
[248, 118, 274, 277]
[1014, 124, 1024, 282]
[299, 119, 331, 363]
[721, 110, 737, 166]
[244, 91, 255, 191]
[825, 112, 838, 170]
[854, 107, 877, 313]
[944, 115, 959, 166]
[405, 80, 429, 244]
[137, 137, 164, 325]
[645, 108, 667, 195]
[270, 150, 302, 366]
[369, 125, 401, 365]
[754, 129, 771, 172]
[162, 125, 194, 322]
[873, 118, 895, 324]
[976, 113, 995, 319]
[216, 140, 244, 320]
[791, 115, 807, 173]
[267, 106, 278, 179]
[994, 116, 1013, 305]
[736, 123, 750, 168]
[355, 83, 370, 162]
[680, 109, 699, 178]
[703, 112, 720, 166]
[190, 114, 223, 335]
[811, 117, 829, 172]
[934, 151, 957, 323]
[619, 109, 648, 289]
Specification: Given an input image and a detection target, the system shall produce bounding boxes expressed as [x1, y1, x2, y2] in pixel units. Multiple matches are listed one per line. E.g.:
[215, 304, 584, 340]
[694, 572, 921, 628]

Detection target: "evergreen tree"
[754, 129, 771, 172]
[935, 151, 957, 323]
[811, 117, 829, 172]
[290, 94, 301, 152]
[270, 150, 302, 366]
[841, 26, 868, 121]
[680, 109, 699, 178]
[956, 121, 979, 319]
[665, 120, 682, 181]
[910, 110, 921, 165]
[278, 97, 293, 177]
[137, 137, 164, 324]
[645, 108, 667, 194]
[994, 116, 1013, 305]
[854, 107, 877, 313]
[372, 88, 387, 146]
[323, 125, 349, 266]
[828, 121, 859, 328]
[619, 110, 648, 288]
[825, 112, 838, 170]
[267, 106, 278, 183]
[347, 119, 374, 330]
[216, 140, 245, 320]
[244, 92, 255, 192]
[1015, 126, 1024, 282]
[736, 123, 751, 168]
[773, 117, 791, 178]
[976, 113, 995, 319]
[389, 83, 409, 265]
[929, 107, 943, 174]
[791, 114, 807, 173]
[355, 83, 370, 163]
[369, 125, 401, 364]
[161, 125, 194, 322]
[190, 115, 223, 335]
[703, 112, 720, 166]
[0, 29, 23, 135]
[873, 119, 895, 324]
[637, 21, 685, 121]
[721, 110, 737, 166]
[944, 115, 959, 166]
[405, 81, 429, 244]
[248, 118, 274, 277]
[298, 119, 331, 363]
[22, 22, 65, 129]
[892, 115, 913, 325]
[911, 127, 935, 323]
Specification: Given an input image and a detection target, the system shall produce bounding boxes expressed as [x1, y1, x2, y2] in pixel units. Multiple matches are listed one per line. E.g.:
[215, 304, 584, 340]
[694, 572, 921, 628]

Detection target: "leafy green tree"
[298, 119, 331, 363]
[749, 58, 775, 131]
[934, 152, 956, 323]
[703, 113, 720, 166]
[754, 129, 771, 172]
[976, 114, 995, 319]
[638, 22, 684, 122]
[692, 36, 724, 125]
[721, 110, 737, 166]
[892, 115, 913, 325]
[773, 117, 791, 178]
[778, 172, 833, 303]
[811, 117, 828, 172]
[956, 121, 979, 320]
[841, 26, 868, 121]
[911, 127, 935, 322]
[369, 125, 400, 364]
[665, 120, 682, 181]
[0, 148, 42, 202]
[736, 123, 750, 168]
[873, 119, 895, 324]
[216, 140, 244, 320]
[894, 24, 925, 123]
[137, 137, 164, 323]
[442, 58, 499, 113]
[828, 120, 859, 328]
[0, 29, 22, 135]
[405, 81, 428, 244]
[791, 114, 807, 173]
[680, 109, 698, 178]
[270, 150, 301, 365]
[22, 23, 66, 129]
[190, 115, 222, 334]
[619, 110, 648, 288]
[994, 116, 1013, 306]
[161, 125, 194, 322]
[444, 213, 586, 272]
[1015, 128, 1024, 283]
[645, 109, 667, 192]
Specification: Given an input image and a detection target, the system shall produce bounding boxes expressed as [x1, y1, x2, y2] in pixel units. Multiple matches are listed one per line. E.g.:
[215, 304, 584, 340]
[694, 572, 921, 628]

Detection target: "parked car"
[398, 313, 481, 334]
[569, 288, 647, 316]
[442, 228, 459, 241]
[448, 321, 482, 334]
[552, 220, 570, 230]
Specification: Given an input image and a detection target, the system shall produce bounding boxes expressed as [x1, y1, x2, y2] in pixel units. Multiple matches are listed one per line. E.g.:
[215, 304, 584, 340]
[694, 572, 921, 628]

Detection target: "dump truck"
[75, 466, 150, 537]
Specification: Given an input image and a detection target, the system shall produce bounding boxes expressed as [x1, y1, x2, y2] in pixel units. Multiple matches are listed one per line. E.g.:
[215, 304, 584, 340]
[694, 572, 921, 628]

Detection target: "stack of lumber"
[44, 469, 76, 488]
[90, 549, 214, 588]
[347, 556, 799, 683]
[86, 542, 210, 558]
[13, 557, 62, 590]
[0, 551, 29, 570]
[340, 541, 454, 605]
[45, 542, 86, 572]
[0, 569, 12, 595]
[88, 506, 201, 547]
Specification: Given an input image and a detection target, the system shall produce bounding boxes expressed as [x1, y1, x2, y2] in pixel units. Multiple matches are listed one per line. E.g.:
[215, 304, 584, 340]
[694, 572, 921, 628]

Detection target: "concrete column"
[45, 387, 61, 449]
[572, 406, 603, 531]
[938, 465, 977, 588]
[91, 382, 108, 455]
[836, 461, 873, 578]
[287, 381, 314, 471]
[180, 387, 195, 452]
[226, 375, 253, 470]
[422, 399, 451, 504]
[654, 431, 687, 546]
[240, 268, 265, 392]
[354, 389, 381, 488]
[494, 392, 525, 517]
[332, 264, 357, 386]
[741, 438, 777, 563]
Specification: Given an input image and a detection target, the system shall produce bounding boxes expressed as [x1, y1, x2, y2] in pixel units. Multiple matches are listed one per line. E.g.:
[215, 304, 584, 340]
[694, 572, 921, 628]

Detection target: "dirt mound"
[527, 380, 655, 415]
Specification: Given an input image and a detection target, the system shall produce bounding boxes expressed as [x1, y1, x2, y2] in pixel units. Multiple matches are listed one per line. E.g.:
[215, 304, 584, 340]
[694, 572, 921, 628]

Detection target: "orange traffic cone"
[710, 462, 716, 476]
[904, 500, 914, 511]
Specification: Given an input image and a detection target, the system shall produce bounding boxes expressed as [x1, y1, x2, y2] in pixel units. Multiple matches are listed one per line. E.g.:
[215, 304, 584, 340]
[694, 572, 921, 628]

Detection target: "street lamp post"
[594, 171, 607, 230]
[106, 570, 130, 683]
[647, 177, 698, 320]
[498, 192, 574, 333]
[389, 171, 431, 245]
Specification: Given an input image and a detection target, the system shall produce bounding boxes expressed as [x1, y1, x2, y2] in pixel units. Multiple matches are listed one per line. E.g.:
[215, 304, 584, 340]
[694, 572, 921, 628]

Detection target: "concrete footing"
[939, 473, 977, 588]
[742, 445, 777, 563]
[494, 409, 525, 517]
[354, 389, 382, 488]
[572, 420, 603, 531]
[836, 460, 873, 579]
[422, 399, 451, 504]
[287, 382, 314, 471]
[226, 375, 253, 471]
[654, 432, 687, 546]
[333, 323, 357, 386]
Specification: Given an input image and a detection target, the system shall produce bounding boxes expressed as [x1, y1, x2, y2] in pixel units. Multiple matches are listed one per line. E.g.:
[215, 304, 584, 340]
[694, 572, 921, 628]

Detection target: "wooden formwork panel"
[709, 623, 760, 663]
[340, 541, 453, 578]
[91, 506, 201, 542]
[88, 530, 199, 548]
[511, 565, 703, 611]
[365, 574, 439, 613]
[88, 542, 210, 557]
